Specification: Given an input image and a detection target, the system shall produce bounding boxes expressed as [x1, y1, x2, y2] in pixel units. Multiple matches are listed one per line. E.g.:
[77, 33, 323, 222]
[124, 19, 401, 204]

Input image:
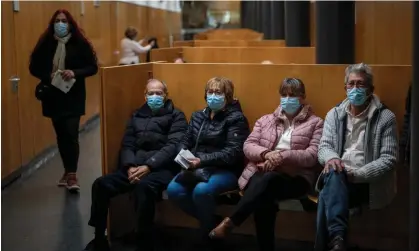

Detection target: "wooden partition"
[172, 41, 194, 47]
[101, 63, 411, 249]
[194, 28, 263, 40]
[150, 47, 183, 63]
[182, 47, 315, 64]
[174, 40, 286, 47]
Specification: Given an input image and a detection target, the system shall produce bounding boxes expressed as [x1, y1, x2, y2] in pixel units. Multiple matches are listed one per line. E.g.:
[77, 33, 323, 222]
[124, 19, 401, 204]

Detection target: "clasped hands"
[127, 165, 151, 184]
[259, 150, 283, 172]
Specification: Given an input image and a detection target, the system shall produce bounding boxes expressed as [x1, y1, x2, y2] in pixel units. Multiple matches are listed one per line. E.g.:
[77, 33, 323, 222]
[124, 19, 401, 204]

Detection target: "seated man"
[84, 79, 188, 251]
[315, 63, 398, 251]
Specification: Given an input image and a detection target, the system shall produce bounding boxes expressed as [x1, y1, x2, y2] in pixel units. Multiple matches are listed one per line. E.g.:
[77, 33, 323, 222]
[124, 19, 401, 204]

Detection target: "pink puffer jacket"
[238, 105, 324, 190]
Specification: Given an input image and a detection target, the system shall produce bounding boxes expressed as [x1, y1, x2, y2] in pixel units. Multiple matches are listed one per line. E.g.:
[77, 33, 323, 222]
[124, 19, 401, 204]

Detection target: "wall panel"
[1, 0, 181, 181]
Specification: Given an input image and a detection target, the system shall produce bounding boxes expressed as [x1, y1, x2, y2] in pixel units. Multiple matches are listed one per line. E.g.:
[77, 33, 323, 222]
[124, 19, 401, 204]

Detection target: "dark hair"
[30, 9, 97, 62]
[124, 26, 138, 40]
[279, 78, 306, 97]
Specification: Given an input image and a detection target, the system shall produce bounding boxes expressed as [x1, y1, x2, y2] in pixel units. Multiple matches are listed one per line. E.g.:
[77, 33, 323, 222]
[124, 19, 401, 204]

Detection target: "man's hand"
[127, 166, 139, 177]
[128, 165, 150, 184]
[61, 70, 75, 81]
[187, 158, 201, 169]
[323, 158, 345, 173]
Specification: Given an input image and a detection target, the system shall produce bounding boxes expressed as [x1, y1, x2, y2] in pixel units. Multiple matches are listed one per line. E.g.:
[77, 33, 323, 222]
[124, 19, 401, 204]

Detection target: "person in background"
[261, 60, 273, 64]
[84, 79, 188, 251]
[29, 9, 98, 192]
[146, 37, 159, 62]
[174, 57, 186, 63]
[400, 84, 411, 166]
[119, 26, 155, 65]
[314, 63, 398, 251]
[167, 77, 250, 249]
[209, 78, 324, 251]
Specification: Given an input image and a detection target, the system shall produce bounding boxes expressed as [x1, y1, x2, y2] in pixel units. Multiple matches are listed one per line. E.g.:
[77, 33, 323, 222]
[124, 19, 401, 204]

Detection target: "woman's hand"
[187, 158, 201, 169]
[61, 70, 75, 81]
[258, 160, 276, 172]
[264, 150, 283, 166]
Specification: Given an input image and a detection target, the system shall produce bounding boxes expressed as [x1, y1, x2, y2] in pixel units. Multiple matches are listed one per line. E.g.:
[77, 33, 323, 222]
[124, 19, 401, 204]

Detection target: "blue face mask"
[207, 94, 225, 112]
[54, 22, 69, 38]
[281, 97, 301, 114]
[147, 95, 164, 111]
[347, 87, 367, 106]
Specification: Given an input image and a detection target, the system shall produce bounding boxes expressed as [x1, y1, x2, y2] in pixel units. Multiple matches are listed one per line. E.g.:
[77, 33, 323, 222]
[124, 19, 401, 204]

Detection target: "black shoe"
[83, 238, 110, 251]
[329, 236, 346, 251]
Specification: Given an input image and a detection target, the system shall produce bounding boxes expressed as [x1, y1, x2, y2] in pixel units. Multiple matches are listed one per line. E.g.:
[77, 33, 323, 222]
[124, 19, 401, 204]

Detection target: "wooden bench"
[101, 63, 411, 250]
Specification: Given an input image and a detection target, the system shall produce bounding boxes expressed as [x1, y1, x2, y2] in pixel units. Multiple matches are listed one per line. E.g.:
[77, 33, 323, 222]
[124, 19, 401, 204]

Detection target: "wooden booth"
[100, 63, 411, 250]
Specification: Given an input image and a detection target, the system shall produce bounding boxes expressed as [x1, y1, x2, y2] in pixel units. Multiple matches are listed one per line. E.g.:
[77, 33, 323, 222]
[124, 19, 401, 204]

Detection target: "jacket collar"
[274, 104, 313, 123]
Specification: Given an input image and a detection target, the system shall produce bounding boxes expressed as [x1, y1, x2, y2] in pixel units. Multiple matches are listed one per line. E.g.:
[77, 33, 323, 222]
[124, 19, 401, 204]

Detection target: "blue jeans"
[167, 169, 238, 235]
[315, 171, 369, 251]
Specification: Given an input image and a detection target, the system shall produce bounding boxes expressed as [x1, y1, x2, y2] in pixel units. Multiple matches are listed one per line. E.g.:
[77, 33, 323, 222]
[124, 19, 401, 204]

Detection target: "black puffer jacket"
[120, 99, 188, 172]
[180, 100, 250, 176]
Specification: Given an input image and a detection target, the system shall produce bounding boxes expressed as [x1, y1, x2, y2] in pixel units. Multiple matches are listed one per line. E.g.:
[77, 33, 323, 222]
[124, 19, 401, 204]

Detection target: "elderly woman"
[209, 78, 324, 251]
[167, 77, 250, 246]
[119, 26, 155, 65]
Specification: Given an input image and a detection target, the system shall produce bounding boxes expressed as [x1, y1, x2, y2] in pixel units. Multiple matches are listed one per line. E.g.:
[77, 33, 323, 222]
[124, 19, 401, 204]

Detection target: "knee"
[166, 180, 188, 199]
[323, 171, 347, 186]
[92, 176, 106, 190]
[192, 183, 216, 202]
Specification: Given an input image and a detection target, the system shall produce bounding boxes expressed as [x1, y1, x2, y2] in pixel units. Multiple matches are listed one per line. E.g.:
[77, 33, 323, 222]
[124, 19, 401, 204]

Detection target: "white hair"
[344, 63, 374, 87]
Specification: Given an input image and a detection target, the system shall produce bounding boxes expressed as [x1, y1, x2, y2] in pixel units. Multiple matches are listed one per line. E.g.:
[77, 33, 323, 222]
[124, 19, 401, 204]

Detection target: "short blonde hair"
[205, 77, 234, 104]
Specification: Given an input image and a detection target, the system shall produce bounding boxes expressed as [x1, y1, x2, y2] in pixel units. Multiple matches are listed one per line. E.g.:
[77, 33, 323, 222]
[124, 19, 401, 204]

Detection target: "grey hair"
[146, 79, 168, 94]
[344, 63, 374, 87]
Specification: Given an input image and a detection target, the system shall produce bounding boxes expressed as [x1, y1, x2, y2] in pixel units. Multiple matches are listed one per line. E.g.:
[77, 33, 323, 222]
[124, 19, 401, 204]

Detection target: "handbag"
[175, 122, 214, 186]
[35, 82, 51, 101]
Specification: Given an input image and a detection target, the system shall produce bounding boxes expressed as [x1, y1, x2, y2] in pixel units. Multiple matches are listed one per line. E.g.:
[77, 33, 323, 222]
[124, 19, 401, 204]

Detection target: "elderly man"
[84, 79, 188, 251]
[315, 63, 398, 251]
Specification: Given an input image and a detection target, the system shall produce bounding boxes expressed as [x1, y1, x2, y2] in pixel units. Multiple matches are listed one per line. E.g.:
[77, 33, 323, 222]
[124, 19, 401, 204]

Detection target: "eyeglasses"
[346, 81, 366, 89]
[207, 90, 224, 96]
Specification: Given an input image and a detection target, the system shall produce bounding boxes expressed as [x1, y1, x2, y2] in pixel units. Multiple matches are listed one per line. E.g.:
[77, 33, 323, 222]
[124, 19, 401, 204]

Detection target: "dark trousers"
[88, 169, 174, 247]
[315, 171, 369, 251]
[51, 116, 81, 173]
[230, 172, 310, 251]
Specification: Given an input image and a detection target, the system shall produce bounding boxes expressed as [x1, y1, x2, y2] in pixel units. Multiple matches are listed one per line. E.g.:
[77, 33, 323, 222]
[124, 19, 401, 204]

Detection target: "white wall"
[118, 0, 181, 13]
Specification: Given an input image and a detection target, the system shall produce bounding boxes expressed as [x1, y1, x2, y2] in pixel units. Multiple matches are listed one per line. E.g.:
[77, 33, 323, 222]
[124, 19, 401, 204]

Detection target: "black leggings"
[230, 172, 310, 251]
[52, 116, 80, 173]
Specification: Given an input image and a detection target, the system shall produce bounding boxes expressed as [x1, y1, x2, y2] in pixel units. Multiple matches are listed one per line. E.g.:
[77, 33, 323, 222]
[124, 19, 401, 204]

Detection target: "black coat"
[29, 36, 98, 118]
[180, 100, 250, 176]
[400, 85, 411, 164]
[120, 100, 188, 172]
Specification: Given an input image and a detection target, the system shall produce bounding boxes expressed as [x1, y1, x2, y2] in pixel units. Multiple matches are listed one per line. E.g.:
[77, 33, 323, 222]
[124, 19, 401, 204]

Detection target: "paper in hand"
[51, 70, 76, 93]
[174, 149, 196, 169]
